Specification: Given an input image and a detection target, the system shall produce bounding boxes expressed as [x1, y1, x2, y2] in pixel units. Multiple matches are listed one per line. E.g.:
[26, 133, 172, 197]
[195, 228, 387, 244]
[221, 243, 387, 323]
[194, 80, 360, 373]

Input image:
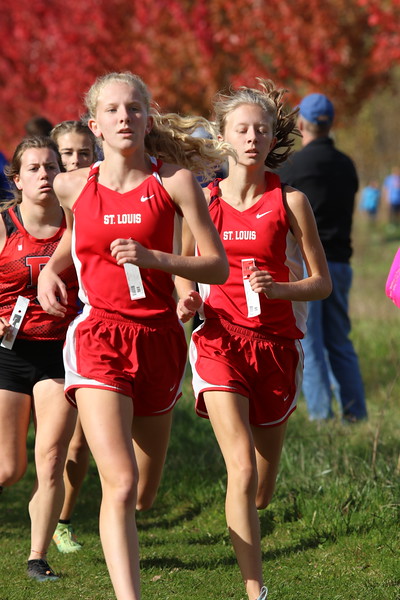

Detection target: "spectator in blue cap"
[278, 92, 367, 423]
[298, 93, 334, 126]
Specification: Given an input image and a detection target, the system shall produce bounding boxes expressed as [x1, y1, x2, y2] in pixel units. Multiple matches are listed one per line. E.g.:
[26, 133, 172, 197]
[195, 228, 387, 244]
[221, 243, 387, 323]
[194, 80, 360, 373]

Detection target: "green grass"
[1, 218, 399, 600]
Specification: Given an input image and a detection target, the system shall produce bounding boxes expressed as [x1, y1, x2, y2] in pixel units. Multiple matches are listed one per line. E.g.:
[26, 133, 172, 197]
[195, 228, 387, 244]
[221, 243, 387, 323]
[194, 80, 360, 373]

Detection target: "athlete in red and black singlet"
[71, 158, 182, 321]
[0, 205, 79, 339]
[198, 172, 307, 339]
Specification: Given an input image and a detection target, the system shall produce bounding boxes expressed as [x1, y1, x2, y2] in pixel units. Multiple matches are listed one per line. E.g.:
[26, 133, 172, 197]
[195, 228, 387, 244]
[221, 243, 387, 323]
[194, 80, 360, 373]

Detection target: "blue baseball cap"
[299, 93, 334, 125]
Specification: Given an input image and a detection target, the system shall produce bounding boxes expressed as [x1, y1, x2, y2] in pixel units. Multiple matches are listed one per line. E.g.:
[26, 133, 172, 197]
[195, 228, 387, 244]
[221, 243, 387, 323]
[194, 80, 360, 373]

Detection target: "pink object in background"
[385, 247, 400, 308]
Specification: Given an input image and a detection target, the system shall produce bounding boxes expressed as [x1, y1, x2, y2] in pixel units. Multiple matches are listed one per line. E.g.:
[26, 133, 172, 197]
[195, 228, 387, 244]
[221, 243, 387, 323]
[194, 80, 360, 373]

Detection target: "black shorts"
[0, 339, 65, 395]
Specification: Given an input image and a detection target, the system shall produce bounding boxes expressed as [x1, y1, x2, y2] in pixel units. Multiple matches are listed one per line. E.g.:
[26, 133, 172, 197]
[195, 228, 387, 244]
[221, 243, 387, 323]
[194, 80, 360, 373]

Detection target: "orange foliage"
[0, 0, 399, 156]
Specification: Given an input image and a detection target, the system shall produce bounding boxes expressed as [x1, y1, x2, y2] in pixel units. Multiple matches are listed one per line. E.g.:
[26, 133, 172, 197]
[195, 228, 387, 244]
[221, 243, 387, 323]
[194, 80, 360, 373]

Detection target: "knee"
[66, 437, 90, 462]
[114, 483, 137, 508]
[228, 459, 257, 496]
[136, 489, 157, 512]
[256, 495, 272, 511]
[0, 461, 27, 487]
[35, 445, 68, 482]
[111, 481, 138, 510]
[103, 469, 138, 509]
[256, 482, 275, 510]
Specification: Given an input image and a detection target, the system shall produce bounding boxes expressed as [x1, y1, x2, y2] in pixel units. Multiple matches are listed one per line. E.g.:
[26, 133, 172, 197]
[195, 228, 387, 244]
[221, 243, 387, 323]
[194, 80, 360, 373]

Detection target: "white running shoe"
[256, 586, 268, 600]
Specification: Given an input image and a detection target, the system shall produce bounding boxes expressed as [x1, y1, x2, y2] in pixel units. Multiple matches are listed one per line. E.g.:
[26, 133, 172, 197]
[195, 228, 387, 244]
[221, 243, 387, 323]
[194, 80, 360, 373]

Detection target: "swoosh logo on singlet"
[140, 194, 155, 202]
[256, 210, 273, 219]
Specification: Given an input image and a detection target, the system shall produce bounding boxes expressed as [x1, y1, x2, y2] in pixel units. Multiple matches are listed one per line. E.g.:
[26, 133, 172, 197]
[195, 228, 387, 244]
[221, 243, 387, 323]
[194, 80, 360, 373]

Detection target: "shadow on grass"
[137, 501, 204, 531]
[140, 519, 380, 572]
[140, 530, 335, 571]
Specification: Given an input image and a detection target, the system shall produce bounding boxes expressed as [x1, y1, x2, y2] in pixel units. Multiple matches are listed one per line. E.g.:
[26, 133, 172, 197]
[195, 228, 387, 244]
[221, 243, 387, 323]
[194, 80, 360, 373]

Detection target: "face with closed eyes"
[222, 103, 277, 168]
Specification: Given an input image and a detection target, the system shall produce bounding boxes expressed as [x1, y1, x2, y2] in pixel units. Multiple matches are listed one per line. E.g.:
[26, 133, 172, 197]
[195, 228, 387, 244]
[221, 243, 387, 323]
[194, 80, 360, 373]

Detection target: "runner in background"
[0, 136, 79, 581]
[50, 120, 97, 553]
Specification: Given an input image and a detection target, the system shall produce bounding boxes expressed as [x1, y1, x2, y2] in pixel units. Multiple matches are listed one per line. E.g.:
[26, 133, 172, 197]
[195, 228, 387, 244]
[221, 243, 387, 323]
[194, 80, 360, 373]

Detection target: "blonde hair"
[2, 136, 61, 211]
[50, 120, 97, 158]
[213, 78, 299, 169]
[84, 72, 234, 182]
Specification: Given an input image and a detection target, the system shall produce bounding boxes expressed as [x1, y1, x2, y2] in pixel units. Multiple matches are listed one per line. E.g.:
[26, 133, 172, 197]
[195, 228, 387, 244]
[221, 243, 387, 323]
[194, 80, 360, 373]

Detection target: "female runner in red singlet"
[177, 80, 332, 600]
[0, 136, 79, 581]
[50, 120, 97, 554]
[38, 72, 231, 600]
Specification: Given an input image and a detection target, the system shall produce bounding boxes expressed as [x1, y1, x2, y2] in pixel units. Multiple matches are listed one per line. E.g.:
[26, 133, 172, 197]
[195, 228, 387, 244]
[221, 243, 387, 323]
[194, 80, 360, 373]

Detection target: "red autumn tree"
[0, 0, 399, 157]
[358, 0, 400, 72]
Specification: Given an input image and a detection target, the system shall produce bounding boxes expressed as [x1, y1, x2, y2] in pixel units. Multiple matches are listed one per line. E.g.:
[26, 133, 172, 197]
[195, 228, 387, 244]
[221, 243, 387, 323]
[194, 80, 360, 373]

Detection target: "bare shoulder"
[159, 163, 198, 201]
[282, 184, 319, 241]
[54, 167, 90, 209]
[159, 162, 193, 184]
[158, 162, 180, 176]
[283, 185, 308, 208]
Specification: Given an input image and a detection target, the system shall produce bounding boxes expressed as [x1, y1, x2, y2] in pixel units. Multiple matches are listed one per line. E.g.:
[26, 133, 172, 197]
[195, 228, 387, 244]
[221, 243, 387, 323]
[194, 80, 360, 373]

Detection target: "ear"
[145, 115, 154, 135]
[13, 174, 22, 191]
[88, 118, 102, 139]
